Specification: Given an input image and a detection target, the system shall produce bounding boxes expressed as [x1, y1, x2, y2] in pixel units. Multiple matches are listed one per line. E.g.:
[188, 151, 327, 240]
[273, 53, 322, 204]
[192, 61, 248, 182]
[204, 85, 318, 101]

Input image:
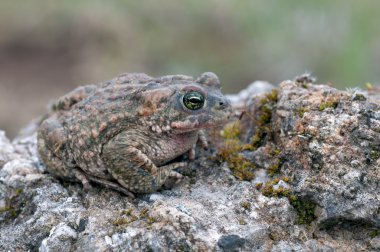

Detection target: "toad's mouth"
[170, 114, 231, 133]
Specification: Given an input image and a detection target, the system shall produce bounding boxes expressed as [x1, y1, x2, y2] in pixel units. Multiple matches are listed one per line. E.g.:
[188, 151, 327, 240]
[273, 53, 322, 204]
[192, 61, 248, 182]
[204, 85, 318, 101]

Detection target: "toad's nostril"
[217, 99, 230, 110]
[216, 98, 230, 110]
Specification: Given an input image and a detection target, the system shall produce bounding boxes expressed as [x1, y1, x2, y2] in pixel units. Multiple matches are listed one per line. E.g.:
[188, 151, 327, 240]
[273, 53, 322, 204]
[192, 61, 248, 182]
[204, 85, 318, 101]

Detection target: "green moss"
[251, 131, 264, 150]
[258, 106, 272, 125]
[15, 188, 23, 196]
[281, 176, 291, 183]
[240, 201, 251, 210]
[268, 157, 285, 177]
[0, 187, 24, 220]
[270, 148, 282, 156]
[353, 93, 366, 101]
[139, 207, 149, 218]
[258, 90, 278, 123]
[218, 89, 280, 181]
[220, 121, 241, 139]
[267, 148, 284, 176]
[250, 89, 279, 151]
[369, 229, 379, 238]
[268, 161, 280, 176]
[261, 179, 282, 197]
[0, 206, 12, 213]
[120, 208, 133, 216]
[113, 215, 138, 226]
[369, 150, 380, 160]
[238, 218, 247, 225]
[264, 89, 279, 103]
[288, 196, 317, 225]
[269, 233, 277, 241]
[262, 183, 274, 197]
[261, 179, 292, 198]
[114, 207, 159, 227]
[228, 156, 255, 181]
[319, 99, 339, 111]
[147, 216, 157, 225]
[298, 107, 308, 118]
[218, 121, 256, 181]
[259, 179, 316, 225]
[114, 208, 152, 226]
[255, 182, 263, 190]
[0, 206, 15, 217]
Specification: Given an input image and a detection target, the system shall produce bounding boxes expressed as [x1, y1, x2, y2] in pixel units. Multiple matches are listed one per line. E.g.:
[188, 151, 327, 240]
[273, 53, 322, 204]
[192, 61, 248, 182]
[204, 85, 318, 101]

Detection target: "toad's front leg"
[188, 130, 209, 161]
[102, 133, 185, 194]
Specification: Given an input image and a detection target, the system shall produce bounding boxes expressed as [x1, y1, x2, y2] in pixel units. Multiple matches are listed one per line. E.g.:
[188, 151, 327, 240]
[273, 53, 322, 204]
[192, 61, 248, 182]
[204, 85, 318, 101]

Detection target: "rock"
[305, 239, 334, 252]
[240, 79, 380, 250]
[270, 241, 306, 252]
[370, 237, 380, 250]
[273, 81, 380, 230]
[40, 223, 78, 252]
[0, 79, 379, 251]
[226, 80, 275, 109]
[217, 234, 245, 251]
[0, 131, 16, 168]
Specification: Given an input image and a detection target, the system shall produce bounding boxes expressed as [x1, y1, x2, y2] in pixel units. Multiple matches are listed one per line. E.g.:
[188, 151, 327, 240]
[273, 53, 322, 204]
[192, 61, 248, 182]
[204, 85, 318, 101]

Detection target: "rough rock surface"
[276, 81, 379, 229]
[0, 78, 379, 251]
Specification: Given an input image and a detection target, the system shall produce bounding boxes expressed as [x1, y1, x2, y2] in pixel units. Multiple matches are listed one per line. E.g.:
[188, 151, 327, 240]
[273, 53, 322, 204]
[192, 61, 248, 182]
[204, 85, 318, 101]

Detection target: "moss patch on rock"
[218, 121, 256, 181]
[251, 89, 278, 150]
[0, 187, 24, 220]
[259, 179, 316, 225]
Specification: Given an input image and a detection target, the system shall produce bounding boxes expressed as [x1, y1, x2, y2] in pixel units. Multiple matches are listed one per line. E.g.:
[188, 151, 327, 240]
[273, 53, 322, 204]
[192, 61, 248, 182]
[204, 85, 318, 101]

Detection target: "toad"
[37, 72, 231, 197]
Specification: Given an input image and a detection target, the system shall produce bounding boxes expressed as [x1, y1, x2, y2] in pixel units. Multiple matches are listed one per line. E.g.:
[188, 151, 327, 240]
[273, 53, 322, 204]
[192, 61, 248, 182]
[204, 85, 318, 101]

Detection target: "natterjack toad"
[37, 72, 231, 197]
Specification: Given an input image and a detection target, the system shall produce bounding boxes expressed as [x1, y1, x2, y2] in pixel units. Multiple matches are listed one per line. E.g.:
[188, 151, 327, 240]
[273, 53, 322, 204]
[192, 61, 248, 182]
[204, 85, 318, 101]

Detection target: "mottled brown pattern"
[37, 72, 231, 197]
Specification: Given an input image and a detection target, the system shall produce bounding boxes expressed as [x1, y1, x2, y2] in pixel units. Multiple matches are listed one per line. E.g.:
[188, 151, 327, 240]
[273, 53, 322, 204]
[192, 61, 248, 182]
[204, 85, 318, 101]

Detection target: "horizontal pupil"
[189, 97, 201, 103]
[183, 92, 204, 110]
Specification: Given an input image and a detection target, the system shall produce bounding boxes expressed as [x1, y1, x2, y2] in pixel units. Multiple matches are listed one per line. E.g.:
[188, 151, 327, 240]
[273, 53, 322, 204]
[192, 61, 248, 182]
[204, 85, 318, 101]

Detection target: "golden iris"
[183, 92, 205, 110]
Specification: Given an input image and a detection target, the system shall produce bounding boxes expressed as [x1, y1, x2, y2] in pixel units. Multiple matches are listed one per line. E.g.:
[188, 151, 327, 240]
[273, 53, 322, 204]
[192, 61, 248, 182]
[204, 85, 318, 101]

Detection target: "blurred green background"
[0, 0, 379, 138]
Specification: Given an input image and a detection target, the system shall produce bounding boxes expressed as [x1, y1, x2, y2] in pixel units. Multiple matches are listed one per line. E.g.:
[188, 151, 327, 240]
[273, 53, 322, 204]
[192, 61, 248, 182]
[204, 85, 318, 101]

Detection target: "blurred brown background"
[1, 0, 379, 138]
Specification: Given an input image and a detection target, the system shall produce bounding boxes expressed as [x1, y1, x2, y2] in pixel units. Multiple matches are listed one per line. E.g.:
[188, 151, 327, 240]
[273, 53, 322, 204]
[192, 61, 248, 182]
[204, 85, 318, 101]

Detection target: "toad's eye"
[183, 91, 205, 110]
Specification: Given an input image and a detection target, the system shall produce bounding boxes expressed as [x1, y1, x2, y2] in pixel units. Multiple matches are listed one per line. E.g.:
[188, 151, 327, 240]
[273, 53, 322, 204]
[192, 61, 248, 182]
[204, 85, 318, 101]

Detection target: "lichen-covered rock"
[275, 81, 379, 229]
[239, 78, 380, 250]
[0, 77, 379, 251]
